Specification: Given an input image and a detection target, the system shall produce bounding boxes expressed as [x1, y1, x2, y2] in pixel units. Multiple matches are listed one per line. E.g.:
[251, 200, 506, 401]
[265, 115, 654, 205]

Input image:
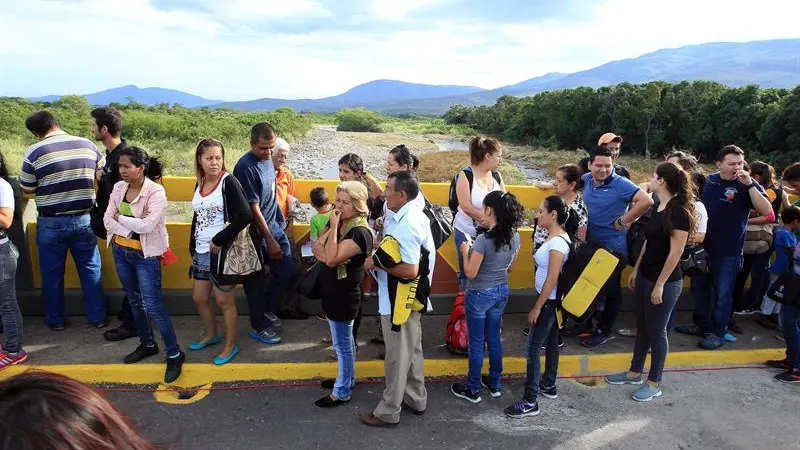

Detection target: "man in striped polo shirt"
[21, 111, 107, 331]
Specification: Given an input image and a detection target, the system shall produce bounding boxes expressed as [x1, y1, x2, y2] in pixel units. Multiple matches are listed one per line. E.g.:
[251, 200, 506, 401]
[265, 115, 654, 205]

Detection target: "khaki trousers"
[373, 312, 427, 423]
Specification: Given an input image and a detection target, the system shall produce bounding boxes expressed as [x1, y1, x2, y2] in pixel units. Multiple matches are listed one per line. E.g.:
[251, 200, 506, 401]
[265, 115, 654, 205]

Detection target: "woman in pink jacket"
[104, 147, 184, 383]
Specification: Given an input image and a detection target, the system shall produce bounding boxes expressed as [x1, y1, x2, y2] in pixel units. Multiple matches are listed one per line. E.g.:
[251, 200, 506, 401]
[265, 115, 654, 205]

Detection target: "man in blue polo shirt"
[580, 146, 653, 347]
[233, 122, 293, 345]
[20, 111, 106, 331]
[677, 145, 772, 350]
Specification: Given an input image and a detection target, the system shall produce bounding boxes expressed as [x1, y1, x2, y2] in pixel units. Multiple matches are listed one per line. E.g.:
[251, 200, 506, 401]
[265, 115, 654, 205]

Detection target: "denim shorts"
[189, 252, 211, 281]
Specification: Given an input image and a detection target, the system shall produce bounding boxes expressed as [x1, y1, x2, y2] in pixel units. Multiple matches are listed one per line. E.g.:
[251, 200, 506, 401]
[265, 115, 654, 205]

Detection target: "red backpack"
[445, 292, 468, 355]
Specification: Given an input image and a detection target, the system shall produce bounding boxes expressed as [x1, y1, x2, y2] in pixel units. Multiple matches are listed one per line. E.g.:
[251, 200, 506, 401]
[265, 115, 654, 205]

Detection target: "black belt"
[39, 210, 90, 218]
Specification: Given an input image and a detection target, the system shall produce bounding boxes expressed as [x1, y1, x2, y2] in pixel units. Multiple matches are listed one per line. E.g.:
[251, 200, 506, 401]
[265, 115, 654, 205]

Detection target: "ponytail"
[656, 161, 697, 238]
[118, 146, 163, 182]
[543, 195, 578, 242]
[483, 191, 524, 251]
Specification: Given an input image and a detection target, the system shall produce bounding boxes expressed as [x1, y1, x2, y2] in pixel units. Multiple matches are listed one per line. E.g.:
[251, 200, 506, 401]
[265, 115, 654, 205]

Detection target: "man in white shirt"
[361, 171, 435, 428]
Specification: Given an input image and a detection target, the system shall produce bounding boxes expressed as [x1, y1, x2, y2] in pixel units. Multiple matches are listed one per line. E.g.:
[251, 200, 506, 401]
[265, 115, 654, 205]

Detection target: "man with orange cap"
[578, 133, 630, 179]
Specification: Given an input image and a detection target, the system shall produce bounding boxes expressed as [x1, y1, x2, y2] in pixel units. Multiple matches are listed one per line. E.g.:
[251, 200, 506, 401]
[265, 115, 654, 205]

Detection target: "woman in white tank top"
[453, 136, 506, 289]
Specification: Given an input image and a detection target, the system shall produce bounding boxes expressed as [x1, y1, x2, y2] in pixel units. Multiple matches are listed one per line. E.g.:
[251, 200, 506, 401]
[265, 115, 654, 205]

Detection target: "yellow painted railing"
[27, 176, 788, 290]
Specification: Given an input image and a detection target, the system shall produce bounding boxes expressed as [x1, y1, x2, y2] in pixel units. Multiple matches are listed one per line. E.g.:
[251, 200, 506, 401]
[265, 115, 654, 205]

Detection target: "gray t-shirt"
[466, 232, 521, 291]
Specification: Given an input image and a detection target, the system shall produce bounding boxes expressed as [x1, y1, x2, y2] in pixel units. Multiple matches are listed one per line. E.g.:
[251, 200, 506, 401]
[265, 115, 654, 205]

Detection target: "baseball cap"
[598, 132, 622, 146]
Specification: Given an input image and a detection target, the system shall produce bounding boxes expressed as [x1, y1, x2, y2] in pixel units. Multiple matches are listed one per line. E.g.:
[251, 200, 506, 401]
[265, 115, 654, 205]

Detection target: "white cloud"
[367, 0, 449, 21]
[0, 0, 798, 101]
[206, 0, 332, 21]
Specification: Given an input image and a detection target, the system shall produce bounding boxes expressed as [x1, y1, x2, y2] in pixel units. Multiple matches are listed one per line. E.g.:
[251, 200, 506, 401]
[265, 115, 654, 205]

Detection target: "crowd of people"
[0, 107, 797, 429]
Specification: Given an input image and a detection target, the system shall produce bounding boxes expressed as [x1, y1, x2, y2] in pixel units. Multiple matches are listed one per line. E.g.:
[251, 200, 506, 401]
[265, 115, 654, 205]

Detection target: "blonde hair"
[336, 181, 369, 217]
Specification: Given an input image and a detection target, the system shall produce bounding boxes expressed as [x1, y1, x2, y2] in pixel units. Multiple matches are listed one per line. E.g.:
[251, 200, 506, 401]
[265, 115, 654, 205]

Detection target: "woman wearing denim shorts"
[188, 139, 252, 365]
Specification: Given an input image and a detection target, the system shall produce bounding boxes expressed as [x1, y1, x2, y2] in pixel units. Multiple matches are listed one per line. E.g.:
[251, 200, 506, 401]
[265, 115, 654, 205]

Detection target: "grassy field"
[417, 150, 526, 185]
[339, 131, 439, 153]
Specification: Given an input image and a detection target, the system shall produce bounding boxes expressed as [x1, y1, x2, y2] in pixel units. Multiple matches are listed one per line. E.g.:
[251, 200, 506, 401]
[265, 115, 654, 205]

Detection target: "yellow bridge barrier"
[26, 177, 787, 291]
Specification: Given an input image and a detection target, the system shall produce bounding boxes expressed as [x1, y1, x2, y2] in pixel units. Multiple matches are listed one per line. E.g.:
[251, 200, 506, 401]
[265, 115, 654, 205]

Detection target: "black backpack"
[448, 167, 502, 218]
[423, 199, 453, 249]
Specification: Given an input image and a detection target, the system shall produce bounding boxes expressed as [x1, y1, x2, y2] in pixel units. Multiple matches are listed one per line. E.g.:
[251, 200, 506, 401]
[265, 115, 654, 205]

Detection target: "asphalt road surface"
[106, 367, 799, 450]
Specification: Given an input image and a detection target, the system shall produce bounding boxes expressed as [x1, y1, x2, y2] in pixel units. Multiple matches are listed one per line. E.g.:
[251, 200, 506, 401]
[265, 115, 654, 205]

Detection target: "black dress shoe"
[164, 351, 185, 383]
[321, 378, 336, 390]
[124, 344, 159, 364]
[104, 326, 137, 342]
[402, 402, 426, 416]
[315, 395, 349, 408]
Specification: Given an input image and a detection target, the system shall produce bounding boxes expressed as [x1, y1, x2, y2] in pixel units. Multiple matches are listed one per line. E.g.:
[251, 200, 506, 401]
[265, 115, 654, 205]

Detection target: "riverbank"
[286, 126, 551, 185]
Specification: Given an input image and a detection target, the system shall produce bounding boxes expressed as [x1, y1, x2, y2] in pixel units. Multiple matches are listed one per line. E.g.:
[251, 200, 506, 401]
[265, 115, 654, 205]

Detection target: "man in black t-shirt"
[91, 107, 138, 343]
[578, 133, 630, 179]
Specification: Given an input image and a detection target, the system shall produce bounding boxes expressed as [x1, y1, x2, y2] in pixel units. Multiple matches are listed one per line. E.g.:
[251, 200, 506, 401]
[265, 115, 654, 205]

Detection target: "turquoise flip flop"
[213, 345, 240, 365]
[188, 335, 222, 351]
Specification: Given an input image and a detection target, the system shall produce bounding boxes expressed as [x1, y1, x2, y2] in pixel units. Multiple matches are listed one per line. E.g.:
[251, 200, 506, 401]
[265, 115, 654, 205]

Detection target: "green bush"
[335, 108, 384, 132]
[0, 97, 313, 176]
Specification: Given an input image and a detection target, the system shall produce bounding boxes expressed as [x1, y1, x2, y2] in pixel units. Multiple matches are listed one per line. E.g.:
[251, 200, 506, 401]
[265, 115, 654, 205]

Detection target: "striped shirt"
[20, 130, 104, 215]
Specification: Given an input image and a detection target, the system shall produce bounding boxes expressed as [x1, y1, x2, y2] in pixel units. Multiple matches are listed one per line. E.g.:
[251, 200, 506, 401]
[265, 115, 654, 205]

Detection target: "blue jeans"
[243, 231, 293, 331]
[465, 284, 509, 393]
[329, 319, 356, 400]
[0, 241, 22, 352]
[691, 255, 743, 337]
[36, 214, 105, 325]
[454, 228, 471, 289]
[524, 298, 559, 401]
[112, 245, 180, 356]
[779, 303, 800, 369]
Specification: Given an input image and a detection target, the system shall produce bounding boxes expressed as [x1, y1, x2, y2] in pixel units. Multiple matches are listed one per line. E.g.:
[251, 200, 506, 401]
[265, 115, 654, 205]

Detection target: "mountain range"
[26, 39, 800, 115]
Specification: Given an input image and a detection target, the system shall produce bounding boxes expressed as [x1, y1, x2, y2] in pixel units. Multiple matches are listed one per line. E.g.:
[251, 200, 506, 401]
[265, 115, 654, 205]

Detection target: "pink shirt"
[103, 178, 169, 258]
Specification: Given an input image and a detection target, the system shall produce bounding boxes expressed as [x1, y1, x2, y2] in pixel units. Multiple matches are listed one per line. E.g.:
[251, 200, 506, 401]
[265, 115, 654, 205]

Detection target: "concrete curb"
[0, 348, 783, 387]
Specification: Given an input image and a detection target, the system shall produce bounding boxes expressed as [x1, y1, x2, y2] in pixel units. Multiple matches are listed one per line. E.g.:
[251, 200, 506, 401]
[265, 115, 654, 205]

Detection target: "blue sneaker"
[698, 333, 723, 350]
[189, 335, 222, 351]
[723, 333, 737, 343]
[632, 384, 662, 402]
[504, 399, 540, 418]
[213, 345, 240, 365]
[606, 372, 644, 385]
[249, 329, 282, 345]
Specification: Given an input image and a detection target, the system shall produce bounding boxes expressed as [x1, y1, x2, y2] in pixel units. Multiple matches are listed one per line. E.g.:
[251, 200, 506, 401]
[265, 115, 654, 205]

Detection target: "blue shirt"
[20, 130, 104, 215]
[582, 171, 640, 254]
[702, 173, 765, 258]
[770, 227, 797, 275]
[233, 152, 285, 239]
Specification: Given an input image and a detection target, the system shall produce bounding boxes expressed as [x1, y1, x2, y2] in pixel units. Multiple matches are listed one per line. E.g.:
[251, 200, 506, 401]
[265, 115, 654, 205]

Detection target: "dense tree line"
[444, 81, 800, 170]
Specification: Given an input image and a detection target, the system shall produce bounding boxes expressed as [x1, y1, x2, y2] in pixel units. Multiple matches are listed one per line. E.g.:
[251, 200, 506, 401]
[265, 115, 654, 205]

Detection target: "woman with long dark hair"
[532, 164, 589, 340]
[188, 138, 252, 365]
[505, 195, 574, 418]
[0, 150, 26, 371]
[451, 191, 523, 403]
[0, 371, 157, 449]
[104, 146, 184, 383]
[607, 162, 696, 402]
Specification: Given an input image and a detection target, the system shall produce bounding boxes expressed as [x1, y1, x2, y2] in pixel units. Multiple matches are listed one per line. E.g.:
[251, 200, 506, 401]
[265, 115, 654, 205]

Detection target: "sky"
[1, 0, 799, 101]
